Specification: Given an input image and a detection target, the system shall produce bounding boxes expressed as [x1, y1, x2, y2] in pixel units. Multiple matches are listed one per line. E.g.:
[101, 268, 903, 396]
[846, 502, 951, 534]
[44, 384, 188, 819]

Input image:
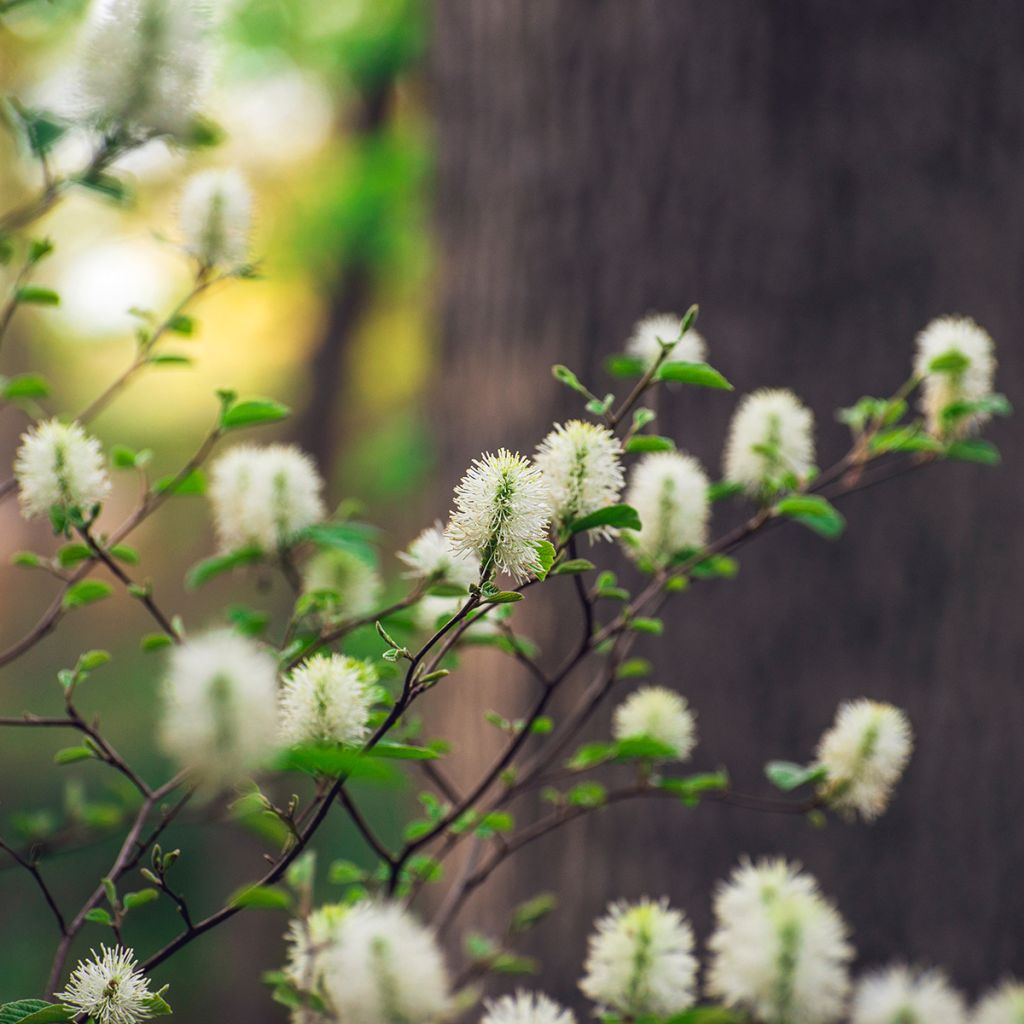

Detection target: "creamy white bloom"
[279, 654, 375, 747]
[534, 420, 624, 536]
[612, 686, 697, 762]
[482, 991, 576, 1024]
[723, 388, 815, 496]
[75, 0, 213, 137]
[14, 419, 111, 520]
[398, 521, 477, 588]
[815, 700, 913, 821]
[158, 630, 279, 792]
[179, 169, 253, 269]
[707, 858, 853, 1024]
[209, 444, 325, 552]
[851, 966, 966, 1024]
[303, 549, 382, 617]
[284, 903, 348, 1018]
[622, 451, 710, 563]
[913, 316, 997, 436]
[415, 595, 499, 637]
[974, 981, 1024, 1024]
[627, 313, 707, 367]
[57, 944, 155, 1024]
[580, 897, 698, 1017]
[447, 449, 551, 582]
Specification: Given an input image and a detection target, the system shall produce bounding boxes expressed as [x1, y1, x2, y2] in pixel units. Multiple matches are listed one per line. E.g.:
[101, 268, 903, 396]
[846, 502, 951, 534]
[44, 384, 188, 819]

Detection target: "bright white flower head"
[14, 419, 111, 521]
[913, 316, 997, 436]
[279, 654, 376, 748]
[973, 980, 1024, 1024]
[482, 991, 576, 1024]
[580, 897, 698, 1017]
[534, 421, 624, 536]
[707, 858, 853, 1024]
[851, 966, 966, 1024]
[209, 444, 325, 553]
[446, 449, 551, 582]
[627, 313, 707, 367]
[815, 700, 913, 821]
[723, 388, 815, 496]
[158, 630, 279, 793]
[399, 521, 477, 588]
[57, 944, 155, 1024]
[623, 451, 710, 563]
[75, 0, 213, 137]
[612, 686, 697, 762]
[179, 169, 253, 270]
[415, 595, 499, 637]
[303, 549, 382, 617]
[284, 903, 348, 1016]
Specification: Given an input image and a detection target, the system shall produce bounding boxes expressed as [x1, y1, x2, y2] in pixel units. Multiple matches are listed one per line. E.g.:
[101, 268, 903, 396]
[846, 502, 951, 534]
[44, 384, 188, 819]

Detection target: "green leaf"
[688, 554, 739, 580]
[774, 494, 845, 540]
[708, 480, 744, 503]
[147, 353, 192, 366]
[483, 591, 524, 604]
[566, 504, 641, 537]
[140, 993, 173, 1017]
[659, 771, 730, 807]
[654, 360, 733, 390]
[616, 658, 652, 679]
[551, 364, 588, 395]
[110, 544, 140, 565]
[567, 742, 615, 771]
[221, 398, 291, 431]
[16, 108, 68, 157]
[605, 355, 647, 378]
[186, 545, 263, 589]
[54, 746, 93, 765]
[765, 760, 826, 792]
[945, 438, 1001, 465]
[72, 171, 132, 204]
[11, 551, 42, 568]
[84, 908, 113, 925]
[62, 580, 112, 610]
[568, 781, 607, 807]
[141, 633, 173, 652]
[510, 893, 556, 933]
[228, 884, 292, 911]
[628, 616, 663, 635]
[553, 558, 595, 575]
[531, 539, 556, 581]
[154, 468, 206, 495]
[123, 888, 160, 910]
[927, 349, 970, 374]
[78, 649, 110, 671]
[273, 745, 396, 782]
[15, 286, 59, 307]
[57, 543, 92, 568]
[167, 314, 195, 336]
[475, 811, 514, 837]
[0, 1002, 74, 1024]
[869, 426, 944, 455]
[2, 373, 49, 400]
[328, 860, 368, 885]
[302, 522, 379, 567]
[625, 434, 675, 453]
[614, 736, 678, 761]
[371, 742, 439, 761]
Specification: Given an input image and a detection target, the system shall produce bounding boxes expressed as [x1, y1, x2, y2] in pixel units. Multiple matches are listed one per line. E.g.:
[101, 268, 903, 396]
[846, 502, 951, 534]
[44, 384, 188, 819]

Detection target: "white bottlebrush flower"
[707, 858, 853, 1024]
[398, 521, 477, 588]
[974, 981, 1024, 1024]
[209, 444, 325, 553]
[446, 449, 551, 582]
[14, 418, 111, 521]
[284, 903, 349, 1015]
[280, 654, 376, 747]
[179, 169, 253, 270]
[723, 388, 815, 496]
[75, 0, 213, 137]
[482, 991, 577, 1024]
[850, 966, 966, 1024]
[158, 630, 279, 792]
[57, 944, 155, 1024]
[815, 700, 913, 822]
[534, 420, 624, 536]
[627, 313, 707, 367]
[913, 316, 997, 436]
[303, 549, 382, 617]
[622, 451, 710, 563]
[612, 686, 697, 762]
[580, 897, 698, 1018]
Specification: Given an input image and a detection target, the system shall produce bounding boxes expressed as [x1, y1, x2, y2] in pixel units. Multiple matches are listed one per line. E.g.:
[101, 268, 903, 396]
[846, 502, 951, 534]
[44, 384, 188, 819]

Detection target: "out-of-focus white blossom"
[158, 630, 278, 792]
[627, 313, 707, 368]
[284, 903, 348, 1017]
[179, 169, 253, 270]
[446, 449, 551, 582]
[279, 654, 376, 748]
[622, 451, 709, 563]
[580, 897, 698, 1017]
[14, 418, 110, 520]
[414, 595, 499, 637]
[534, 421, 624, 536]
[973, 981, 1024, 1024]
[707, 858, 852, 1024]
[57, 945, 155, 1024]
[815, 700, 913, 821]
[399, 521, 477, 588]
[612, 686, 697, 762]
[850, 966, 966, 1024]
[723, 388, 815, 496]
[303, 549, 382, 617]
[209, 444, 325, 553]
[482, 991, 576, 1024]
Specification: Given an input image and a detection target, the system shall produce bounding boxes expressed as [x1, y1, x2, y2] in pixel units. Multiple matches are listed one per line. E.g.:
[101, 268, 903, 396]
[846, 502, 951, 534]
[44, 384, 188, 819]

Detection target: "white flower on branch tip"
[179, 169, 253, 270]
[973, 980, 1024, 1024]
[612, 686, 697, 762]
[303, 549, 382, 617]
[399, 521, 477, 588]
[209, 444, 325, 553]
[534, 420, 624, 537]
[158, 630, 279, 793]
[446, 448, 551, 582]
[579, 897, 698, 1017]
[284, 903, 348, 1018]
[415, 595, 499, 637]
[627, 313, 707, 368]
[14, 418, 111, 521]
[815, 699, 913, 822]
[482, 991, 577, 1024]
[622, 450, 710, 564]
[913, 315, 997, 437]
[279, 653, 376, 748]
[57, 944, 156, 1024]
[723, 388, 816, 496]
[850, 966, 966, 1024]
[707, 858, 853, 1024]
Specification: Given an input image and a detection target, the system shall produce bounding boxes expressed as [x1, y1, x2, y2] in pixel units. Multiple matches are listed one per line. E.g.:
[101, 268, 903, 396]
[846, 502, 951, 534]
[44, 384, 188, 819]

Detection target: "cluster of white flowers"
[303, 549, 382, 618]
[580, 897, 698, 1017]
[974, 981, 1024, 1024]
[622, 450, 710, 563]
[913, 315, 997, 436]
[482, 991, 576, 1024]
[815, 700, 913, 821]
[534, 420, 624, 535]
[447, 449, 551, 582]
[279, 653, 376, 748]
[399, 521, 478, 588]
[158, 630, 279, 792]
[707, 858, 853, 1024]
[723, 388, 815, 496]
[179, 169, 254, 270]
[850, 966, 966, 1024]
[57, 944, 155, 1024]
[612, 686, 697, 762]
[627, 313, 707, 367]
[209, 444, 325, 553]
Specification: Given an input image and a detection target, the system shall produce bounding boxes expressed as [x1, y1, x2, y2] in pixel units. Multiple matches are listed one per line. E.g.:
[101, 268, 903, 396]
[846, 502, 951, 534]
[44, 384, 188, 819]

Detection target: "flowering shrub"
[0, 2, 1016, 1023]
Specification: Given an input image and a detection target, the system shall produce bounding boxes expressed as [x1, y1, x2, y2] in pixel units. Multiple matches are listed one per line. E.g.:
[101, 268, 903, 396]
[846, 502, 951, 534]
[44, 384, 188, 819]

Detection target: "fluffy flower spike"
[850, 965, 966, 1024]
[627, 312, 707, 368]
[179, 169, 253, 270]
[284, 903, 348, 1012]
[303, 549, 382, 618]
[279, 653, 376, 748]
[612, 686, 697, 762]
[482, 991, 577, 1024]
[398, 521, 478, 588]
[974, 980, 1024, 1024]
[57, 944, 156, 1024]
